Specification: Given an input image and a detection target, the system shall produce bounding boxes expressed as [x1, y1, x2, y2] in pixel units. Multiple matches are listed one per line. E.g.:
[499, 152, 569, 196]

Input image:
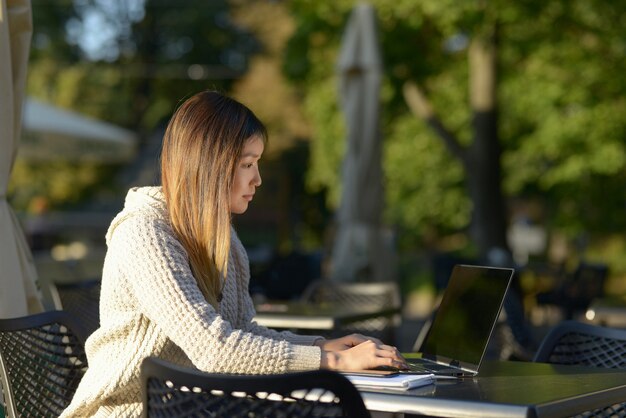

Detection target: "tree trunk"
[467, 35, 508, 257]
[403, 32, 509, 260]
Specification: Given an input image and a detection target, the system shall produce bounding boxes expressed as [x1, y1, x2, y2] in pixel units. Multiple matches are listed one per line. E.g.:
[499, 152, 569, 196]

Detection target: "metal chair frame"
[141, 357, 371, 418]
[47, 278, 101, 337]
[0, 310, 88, 418]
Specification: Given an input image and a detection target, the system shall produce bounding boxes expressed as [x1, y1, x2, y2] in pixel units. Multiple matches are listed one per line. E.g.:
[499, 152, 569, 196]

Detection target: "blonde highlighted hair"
[161, 91, 267, 307]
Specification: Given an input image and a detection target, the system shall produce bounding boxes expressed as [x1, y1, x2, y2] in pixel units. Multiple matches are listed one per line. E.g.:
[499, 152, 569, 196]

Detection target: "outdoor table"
[253, 301, 400, 331]
[360, 360, 626, 418]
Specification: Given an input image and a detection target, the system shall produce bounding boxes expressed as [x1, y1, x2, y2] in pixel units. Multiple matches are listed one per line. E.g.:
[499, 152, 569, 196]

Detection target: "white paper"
[345, 373, 435, 390]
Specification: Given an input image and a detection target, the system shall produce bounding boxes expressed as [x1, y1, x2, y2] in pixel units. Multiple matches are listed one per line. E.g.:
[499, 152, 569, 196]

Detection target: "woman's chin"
[230, 204, 249, 215]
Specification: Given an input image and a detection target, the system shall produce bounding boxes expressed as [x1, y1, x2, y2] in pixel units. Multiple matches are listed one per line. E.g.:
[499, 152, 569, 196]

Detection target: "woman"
[61, 91, 406, 417]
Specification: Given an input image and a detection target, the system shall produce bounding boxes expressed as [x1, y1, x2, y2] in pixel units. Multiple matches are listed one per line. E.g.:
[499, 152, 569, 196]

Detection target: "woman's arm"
[110, 216, 321, 374]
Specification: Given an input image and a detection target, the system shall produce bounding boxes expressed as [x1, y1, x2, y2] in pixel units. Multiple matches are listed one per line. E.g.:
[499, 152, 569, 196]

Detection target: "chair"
[0, 310, 89, 418]
[48, 278, 101, 336]
[301, 280, 401, 342]
[140, 357, 371, 418]
[533, 320, 626, 417]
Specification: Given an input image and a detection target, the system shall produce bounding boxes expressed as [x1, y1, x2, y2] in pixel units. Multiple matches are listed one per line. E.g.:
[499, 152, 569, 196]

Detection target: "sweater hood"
[105, 186, 167, 245]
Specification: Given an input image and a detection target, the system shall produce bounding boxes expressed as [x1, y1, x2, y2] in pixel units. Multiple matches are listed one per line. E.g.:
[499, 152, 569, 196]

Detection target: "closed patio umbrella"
[20, 97, 137, 162]
[329, 3, 394, 282]
[0, 0, 43, 316]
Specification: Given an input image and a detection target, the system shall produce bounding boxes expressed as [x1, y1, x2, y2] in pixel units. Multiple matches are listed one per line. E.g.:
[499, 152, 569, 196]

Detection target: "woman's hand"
[319, 339, 408, 371]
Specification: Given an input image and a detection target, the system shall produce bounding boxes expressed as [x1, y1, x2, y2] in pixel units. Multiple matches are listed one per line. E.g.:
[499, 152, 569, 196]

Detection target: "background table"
[254, 301, 400, 331]
[360, 360, 626, 418]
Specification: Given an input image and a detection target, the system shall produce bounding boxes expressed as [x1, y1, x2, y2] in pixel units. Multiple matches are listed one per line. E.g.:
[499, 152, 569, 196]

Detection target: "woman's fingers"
[322, 339, 409, 371]
[365, 336, 383, 346]
[378, 344, 397, 351]
[374, 343, 408, 368]
[374, 343, 402, 357]
[348, 334, 381, 346]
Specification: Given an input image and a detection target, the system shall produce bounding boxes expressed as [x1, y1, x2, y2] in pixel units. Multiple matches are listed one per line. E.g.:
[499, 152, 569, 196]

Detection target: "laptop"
[349, 264, 514, 378]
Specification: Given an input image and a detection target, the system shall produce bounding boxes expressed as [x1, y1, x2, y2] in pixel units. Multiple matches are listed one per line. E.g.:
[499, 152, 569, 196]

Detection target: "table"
[254, 301, 400, 331]
[360, 360, 626, 418]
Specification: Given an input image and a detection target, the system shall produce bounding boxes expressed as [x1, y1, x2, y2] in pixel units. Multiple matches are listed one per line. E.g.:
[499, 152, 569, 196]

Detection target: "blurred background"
[5, 0, 626, 353]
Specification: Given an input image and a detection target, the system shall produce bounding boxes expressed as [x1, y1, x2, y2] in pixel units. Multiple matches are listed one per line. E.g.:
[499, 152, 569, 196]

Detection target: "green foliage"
[385, 114, 470, 238]
[9, 159, 118, 211]
[304, 79, 344, 207]
[284, 0, 626, 248]
[398, 255, 434, 295]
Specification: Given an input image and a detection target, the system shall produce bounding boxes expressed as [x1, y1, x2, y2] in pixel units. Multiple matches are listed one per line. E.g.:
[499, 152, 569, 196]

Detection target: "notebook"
[345, 372, 435, 391]
[351, 264, 514, 378]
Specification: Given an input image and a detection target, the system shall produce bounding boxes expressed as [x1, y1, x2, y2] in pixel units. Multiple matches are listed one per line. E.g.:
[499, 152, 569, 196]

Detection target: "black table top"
[361, 360, 626, 418]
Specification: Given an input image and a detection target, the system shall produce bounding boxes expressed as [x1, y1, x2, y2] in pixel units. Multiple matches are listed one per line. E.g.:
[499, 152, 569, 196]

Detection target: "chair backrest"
[0, 310, 89, 418]
[533, 320, 626, 367]
[533, 320, 626, 417]
[48, 279, 101, 336]
[140, 357, 371, 418]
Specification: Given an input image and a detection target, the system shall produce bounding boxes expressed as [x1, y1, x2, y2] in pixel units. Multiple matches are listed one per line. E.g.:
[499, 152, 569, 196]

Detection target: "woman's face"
[230, 135, 264, 214]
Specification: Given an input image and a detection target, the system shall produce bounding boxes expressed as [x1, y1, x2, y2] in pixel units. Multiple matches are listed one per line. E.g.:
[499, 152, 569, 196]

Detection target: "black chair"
[48, 278, 101, 336]
[533, 320, 626, 417]
[301, 280, 401, 343]
[0, 310, 89, 418]
[140, 357, 371, 418]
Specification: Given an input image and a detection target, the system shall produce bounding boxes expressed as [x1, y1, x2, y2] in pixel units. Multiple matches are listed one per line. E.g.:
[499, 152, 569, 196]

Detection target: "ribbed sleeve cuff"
[286, 344, 321, 371]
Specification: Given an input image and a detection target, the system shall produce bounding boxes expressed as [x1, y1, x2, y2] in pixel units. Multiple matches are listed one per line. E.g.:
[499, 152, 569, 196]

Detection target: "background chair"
[47, 278, 101, 336]
[533, 320, 626, 417]
[300, 280, 401, 343]
[0, 310, 88, 418]
[141, 356, 371, 418]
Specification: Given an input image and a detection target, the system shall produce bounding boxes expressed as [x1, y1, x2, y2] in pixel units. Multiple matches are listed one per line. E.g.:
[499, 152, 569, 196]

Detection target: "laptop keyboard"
[407, 361, 460, 374]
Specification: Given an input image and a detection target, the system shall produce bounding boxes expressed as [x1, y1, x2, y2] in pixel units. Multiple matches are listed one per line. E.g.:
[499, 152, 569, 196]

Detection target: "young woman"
[61, 91, 406, 417]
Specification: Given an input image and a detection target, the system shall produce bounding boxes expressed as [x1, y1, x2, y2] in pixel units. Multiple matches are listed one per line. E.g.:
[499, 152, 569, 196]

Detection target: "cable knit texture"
[60, 186, 322, 417]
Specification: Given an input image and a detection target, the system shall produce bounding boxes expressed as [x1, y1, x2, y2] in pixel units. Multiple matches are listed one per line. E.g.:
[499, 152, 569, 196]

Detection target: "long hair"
[161, 91, 267, 307]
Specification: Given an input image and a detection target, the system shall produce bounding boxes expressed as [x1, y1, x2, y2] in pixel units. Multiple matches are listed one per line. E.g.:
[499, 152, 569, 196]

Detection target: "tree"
[283, 0, 626, 260]
[403, 32, 506, 257]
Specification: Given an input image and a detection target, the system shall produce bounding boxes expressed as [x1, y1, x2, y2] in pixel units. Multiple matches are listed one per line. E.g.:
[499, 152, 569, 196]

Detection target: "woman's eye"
[243, 163, 254, 169]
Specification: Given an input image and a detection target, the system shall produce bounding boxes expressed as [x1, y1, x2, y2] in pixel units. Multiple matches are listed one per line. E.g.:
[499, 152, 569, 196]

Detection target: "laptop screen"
[420, 264, 513, 371]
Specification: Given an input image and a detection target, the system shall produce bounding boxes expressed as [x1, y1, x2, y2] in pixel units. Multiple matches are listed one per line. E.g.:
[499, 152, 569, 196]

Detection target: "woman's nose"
[253, 168, 262, 187]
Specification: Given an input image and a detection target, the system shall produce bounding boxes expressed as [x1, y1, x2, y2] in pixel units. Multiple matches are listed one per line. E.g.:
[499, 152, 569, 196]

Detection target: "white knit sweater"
[60, 187, 322, 417]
